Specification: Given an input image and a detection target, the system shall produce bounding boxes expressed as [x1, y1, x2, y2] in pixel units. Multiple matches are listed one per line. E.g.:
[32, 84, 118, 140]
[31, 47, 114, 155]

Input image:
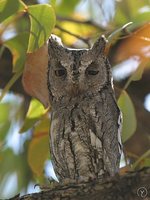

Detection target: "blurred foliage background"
[0, 0, 150, 198]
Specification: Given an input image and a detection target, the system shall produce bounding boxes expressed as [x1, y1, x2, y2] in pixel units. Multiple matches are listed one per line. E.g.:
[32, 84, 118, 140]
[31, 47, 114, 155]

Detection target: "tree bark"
[8, 167, 150, 200]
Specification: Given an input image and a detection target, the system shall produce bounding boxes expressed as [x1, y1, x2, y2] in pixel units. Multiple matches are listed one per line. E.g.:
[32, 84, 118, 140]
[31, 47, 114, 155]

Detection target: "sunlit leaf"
[28, 132, 49, 177]
[4, 32, 29, 72]
[55, 17, 97, 46]
[0, 0, 25, 23]
[27, 4, 56, 52]
[20, 99, 47, 133]
[26, 99, 47, 118]
[118, 90, 137, 142]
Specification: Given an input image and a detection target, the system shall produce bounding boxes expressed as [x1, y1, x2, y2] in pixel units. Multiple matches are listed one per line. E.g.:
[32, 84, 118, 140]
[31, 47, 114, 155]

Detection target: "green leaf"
[28, 133, 49, 177]
[114, 0, 150, 26]
[50, 0, 56, 7]
[27, 4, 56, 52]
[132, 149, 150, 169]
[0, 147, 32, 198]
[0, 0, 22, 23]
[56, 0, 80, 16]
[118, 90, 137, 142]
[4, 32, 29, 72]
[0, 103, 11, 140]
[0, 122, 11, 141]
[26, 99, 47, 118]
[114, 6, 128, 26]
[20, 99, 47, 133]
[134, 11, 150, 24]
[141, 158, 150, 168]
[0, 148, 18, 197]
[0, 103, 9, 122]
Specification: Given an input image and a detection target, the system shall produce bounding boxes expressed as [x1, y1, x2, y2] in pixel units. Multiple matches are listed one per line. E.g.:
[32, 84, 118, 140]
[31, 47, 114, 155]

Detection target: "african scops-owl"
[47, 35, 122, 182]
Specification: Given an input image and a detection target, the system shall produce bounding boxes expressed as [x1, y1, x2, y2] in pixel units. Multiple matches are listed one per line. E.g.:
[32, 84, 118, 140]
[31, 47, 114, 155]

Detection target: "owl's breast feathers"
[50, 90, 122, 180]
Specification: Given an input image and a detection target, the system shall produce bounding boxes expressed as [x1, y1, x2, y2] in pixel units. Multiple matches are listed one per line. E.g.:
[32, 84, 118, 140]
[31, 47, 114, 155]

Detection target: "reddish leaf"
[115, 23, 150, 63]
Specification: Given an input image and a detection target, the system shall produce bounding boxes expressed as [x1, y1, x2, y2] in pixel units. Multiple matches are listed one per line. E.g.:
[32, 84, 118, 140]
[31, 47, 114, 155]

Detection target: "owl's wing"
[96, 90, 122, 176]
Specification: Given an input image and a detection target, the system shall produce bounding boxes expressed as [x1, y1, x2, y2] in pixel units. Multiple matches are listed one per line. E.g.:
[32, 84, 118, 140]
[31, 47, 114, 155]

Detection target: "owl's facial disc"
[47, 35, 111, 101]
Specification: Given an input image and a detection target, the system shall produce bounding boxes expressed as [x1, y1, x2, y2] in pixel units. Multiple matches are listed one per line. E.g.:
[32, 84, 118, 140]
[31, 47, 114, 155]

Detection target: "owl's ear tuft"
[48, 34, 65, 57]
[49, 34, 63, 47]
[91, 35, 107, 56]
[22, 43, 49, 108]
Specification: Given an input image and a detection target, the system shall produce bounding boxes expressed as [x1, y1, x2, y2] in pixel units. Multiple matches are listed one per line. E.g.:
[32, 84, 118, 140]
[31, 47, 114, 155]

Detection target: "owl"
[47, 35, 122, 182]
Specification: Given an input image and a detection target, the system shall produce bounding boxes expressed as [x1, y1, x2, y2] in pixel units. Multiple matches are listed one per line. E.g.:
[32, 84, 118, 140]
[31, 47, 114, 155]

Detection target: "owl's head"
[48, 35, 111, 101]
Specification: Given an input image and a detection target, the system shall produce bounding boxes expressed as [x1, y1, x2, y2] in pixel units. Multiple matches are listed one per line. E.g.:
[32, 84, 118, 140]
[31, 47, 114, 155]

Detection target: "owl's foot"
[39, 176, 100, 191]
[60, 176, 97, 187]
[38, 179, 59, 191]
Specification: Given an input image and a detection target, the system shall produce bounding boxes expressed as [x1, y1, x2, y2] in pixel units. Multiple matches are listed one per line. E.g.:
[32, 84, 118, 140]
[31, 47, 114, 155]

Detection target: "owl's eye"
[55, 68, 66, 77]
[86, 62, 99, 76]
[86, 70, 99, 75]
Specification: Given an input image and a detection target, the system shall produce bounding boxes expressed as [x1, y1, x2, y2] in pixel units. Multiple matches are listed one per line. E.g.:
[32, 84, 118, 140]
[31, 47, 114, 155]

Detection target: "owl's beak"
[68, 81, 80, 97]
[69, 69, 80, 96]
[70, 84, 80, 96]
[71, 71, 79, 82]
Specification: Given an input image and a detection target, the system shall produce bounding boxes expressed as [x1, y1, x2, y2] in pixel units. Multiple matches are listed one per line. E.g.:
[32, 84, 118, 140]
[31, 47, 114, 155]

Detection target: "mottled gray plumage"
[47, 35, 122, 182]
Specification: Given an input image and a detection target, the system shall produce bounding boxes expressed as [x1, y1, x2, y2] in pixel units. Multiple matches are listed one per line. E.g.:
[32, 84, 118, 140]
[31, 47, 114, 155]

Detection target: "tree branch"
[8, 167, 150, 200]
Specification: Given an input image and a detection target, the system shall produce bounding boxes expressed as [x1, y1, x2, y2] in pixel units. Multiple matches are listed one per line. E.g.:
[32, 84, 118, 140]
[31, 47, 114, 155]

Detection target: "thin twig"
[55, 24, 91, 47]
